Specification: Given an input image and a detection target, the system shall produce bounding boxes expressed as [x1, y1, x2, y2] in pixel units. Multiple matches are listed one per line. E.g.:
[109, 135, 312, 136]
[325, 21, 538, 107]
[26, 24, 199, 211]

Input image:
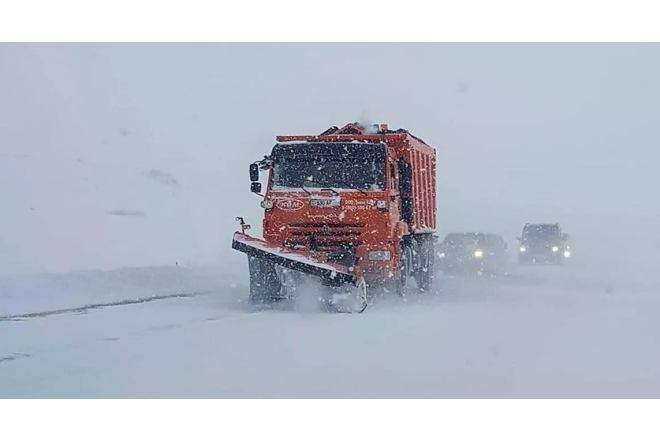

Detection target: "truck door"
[388, 161, 401, 222]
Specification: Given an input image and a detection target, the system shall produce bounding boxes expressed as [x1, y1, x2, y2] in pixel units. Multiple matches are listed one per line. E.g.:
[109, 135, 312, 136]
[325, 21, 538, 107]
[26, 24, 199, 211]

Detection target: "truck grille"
[285, 222, 366, 251]
[290, 231, 361, 237]
[288, 223, 364, 228]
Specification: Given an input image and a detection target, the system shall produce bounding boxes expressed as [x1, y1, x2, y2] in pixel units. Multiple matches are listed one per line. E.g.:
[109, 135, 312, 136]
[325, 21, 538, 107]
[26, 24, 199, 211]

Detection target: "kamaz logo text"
[276, 199, 305, 211]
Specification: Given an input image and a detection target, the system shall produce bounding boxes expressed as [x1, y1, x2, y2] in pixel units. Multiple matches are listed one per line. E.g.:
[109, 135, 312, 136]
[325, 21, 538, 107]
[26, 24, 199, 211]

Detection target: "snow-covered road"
[2, 255, 660, 398]
[3, 43, 660, 400]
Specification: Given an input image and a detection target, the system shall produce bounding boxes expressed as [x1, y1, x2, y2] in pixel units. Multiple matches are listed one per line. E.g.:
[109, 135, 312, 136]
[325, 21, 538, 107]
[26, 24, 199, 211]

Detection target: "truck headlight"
[519, 246, 526, 253]
[564, 251, 571, 258]
[368, 250, 390, 261]
[376, 200, 388, 209]
[260, 200, 274, 209]
[552, 246, 559, 252]
[474, 250, 484, 258]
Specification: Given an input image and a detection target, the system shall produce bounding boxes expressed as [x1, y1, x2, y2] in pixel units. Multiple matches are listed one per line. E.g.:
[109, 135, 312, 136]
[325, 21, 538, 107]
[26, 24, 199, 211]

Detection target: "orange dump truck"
[232, 122, 437, 313]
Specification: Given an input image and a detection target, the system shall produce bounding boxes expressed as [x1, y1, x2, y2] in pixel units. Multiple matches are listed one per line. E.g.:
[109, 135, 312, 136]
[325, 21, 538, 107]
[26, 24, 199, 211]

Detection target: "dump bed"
[401, 133, 436, 233]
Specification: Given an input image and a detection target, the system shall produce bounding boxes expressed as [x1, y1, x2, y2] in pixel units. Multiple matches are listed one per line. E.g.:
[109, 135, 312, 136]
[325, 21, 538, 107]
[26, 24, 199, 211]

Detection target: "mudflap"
[233, 232, 368, 314]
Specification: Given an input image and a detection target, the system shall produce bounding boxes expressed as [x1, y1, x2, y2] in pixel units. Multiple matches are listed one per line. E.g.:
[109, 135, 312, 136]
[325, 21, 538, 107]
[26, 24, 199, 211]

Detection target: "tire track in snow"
[0, 294, 276, 370]
[0, 291, 210, 322]
[0, 353, 31, 364]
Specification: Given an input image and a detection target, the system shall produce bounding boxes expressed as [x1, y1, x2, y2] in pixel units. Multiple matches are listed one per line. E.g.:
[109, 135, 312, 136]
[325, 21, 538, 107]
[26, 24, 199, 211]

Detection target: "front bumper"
[518, 250, 565, 264]
[232, 232, 358, 286]
[438, 255, 496, 272]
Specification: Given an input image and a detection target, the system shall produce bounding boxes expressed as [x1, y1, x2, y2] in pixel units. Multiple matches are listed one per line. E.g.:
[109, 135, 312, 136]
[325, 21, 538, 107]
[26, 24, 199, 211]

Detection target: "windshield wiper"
[308, 179, 342, 196]
[320, 187, 340, 196]
[309, 178, 368, 195]
[299, 182, 312, 195]
[339, 183, 367, 195]
[322, 183, 366, 195]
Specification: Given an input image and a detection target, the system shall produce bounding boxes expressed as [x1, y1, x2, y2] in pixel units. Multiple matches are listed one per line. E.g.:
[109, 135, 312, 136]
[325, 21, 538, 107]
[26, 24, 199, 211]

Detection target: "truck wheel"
[247, 256, 282, 305]
[318, 278, 368, 314]
[414, 235, 435, 292]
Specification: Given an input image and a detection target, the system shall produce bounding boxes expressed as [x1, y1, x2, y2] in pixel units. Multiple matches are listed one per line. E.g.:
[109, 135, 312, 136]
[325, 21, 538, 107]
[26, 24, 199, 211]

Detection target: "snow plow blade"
[231, 232, 357, 287]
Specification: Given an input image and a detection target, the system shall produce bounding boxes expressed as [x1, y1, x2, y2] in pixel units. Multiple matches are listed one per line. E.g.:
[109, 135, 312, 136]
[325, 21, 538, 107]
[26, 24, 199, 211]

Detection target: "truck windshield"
[271, 155, 386, 191]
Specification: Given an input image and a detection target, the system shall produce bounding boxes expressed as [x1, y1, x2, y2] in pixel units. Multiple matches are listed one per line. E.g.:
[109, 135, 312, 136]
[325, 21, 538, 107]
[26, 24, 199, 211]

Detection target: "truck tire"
[414, 235, 435, 292]
[247, 255, 282, 305]
[319, 278, 368, 314]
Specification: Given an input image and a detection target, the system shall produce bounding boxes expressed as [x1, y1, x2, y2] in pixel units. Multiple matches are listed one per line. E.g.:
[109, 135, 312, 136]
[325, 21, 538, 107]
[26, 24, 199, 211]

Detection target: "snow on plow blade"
[231, 232, 357, 287]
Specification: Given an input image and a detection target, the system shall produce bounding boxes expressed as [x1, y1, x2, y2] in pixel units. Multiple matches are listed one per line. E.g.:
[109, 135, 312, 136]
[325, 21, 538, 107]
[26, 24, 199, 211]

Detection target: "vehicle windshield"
[271, 155, 386, 191]
[486, 235, 504, 245]
[443, 233, 486, 247]
[523, 225, 560, 241]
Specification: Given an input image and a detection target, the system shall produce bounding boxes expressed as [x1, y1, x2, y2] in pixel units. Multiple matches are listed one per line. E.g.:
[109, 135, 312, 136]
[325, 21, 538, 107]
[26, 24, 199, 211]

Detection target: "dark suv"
[437, 232, 509, 275]
[517, 223, 570, 265]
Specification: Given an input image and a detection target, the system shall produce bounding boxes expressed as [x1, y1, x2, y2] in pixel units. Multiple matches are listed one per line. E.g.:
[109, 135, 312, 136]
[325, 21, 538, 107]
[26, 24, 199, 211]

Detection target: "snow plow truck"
[232, 122, 437, 313]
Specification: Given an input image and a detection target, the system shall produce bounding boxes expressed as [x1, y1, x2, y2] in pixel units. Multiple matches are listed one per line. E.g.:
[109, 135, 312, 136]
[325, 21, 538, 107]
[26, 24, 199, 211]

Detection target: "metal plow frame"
[232, 233, 357, 286]
[232, 232, 367, 313]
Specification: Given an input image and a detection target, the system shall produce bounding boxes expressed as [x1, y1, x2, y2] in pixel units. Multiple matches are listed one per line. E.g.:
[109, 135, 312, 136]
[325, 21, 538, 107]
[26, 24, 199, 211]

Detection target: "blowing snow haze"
[3, 43, 660, 399]
[0, 43, 659, 274]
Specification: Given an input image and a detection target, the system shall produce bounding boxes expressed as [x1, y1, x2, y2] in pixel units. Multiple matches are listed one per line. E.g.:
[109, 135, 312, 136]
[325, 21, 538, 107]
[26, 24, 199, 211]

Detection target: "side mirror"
[562, 233, 569, 241]
[249, 163, 259, 182]
[516, 236, 521, 242]
[251, 182, 262, 194]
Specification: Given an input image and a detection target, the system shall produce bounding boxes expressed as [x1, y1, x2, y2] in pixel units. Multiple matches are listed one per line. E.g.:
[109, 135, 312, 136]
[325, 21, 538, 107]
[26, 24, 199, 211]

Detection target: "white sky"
[1, 43, 659, 274]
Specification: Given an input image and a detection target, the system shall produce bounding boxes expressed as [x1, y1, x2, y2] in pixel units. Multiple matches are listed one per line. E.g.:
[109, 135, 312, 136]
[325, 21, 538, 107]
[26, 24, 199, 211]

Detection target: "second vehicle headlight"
[474, 250, 484, 258]
[552, 246, 559, 252]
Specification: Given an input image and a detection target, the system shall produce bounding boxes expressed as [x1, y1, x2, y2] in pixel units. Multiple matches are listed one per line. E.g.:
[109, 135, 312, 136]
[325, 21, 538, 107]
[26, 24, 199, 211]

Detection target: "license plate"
[311, 198, 340, 208]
